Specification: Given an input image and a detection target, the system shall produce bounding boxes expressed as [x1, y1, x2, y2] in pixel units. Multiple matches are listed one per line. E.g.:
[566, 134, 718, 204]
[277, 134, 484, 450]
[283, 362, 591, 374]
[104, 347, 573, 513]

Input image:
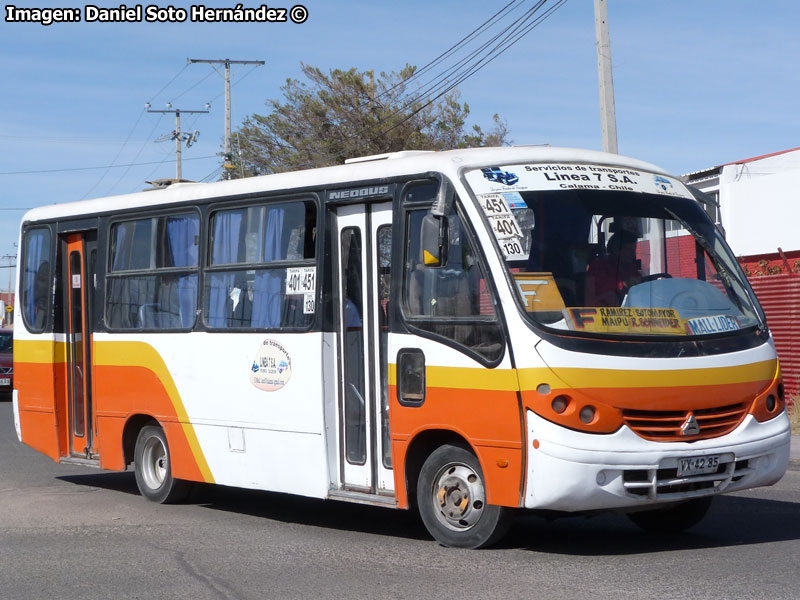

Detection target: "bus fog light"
[579, 405, 596, 424]
[596, 470, 607, 485]
[551, 395, 570, 414]
[766, 395, 776, 412]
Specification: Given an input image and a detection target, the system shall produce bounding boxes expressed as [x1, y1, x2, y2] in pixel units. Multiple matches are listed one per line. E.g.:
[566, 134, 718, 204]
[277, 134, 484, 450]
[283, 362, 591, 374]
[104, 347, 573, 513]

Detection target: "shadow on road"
[58, 471, 800, 552]
[58, 471, 430, 542]
[502, 494, 800, 554]
[58, 471, 141, 496]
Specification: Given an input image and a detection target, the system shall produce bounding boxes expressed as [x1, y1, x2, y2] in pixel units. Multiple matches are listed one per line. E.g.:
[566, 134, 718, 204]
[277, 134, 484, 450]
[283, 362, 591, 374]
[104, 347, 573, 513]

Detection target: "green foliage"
[230, 63, 510, 176]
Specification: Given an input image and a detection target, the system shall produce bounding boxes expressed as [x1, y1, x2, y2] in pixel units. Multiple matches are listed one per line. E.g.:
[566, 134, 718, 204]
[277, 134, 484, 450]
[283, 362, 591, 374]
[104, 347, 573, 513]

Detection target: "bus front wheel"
[417, 444, 512, 548]
[627, 496, 713, 534]
[134, 425, 191, 504]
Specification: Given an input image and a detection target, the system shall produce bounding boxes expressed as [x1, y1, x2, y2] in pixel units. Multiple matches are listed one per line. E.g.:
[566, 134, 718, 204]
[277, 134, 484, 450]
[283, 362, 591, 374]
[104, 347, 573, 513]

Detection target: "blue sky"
[1, 0, 799, 283]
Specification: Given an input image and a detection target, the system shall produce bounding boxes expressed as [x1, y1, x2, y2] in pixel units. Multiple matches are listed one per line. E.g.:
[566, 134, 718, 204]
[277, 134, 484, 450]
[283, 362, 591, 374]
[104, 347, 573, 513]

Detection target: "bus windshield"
[465, 163, 762, 339]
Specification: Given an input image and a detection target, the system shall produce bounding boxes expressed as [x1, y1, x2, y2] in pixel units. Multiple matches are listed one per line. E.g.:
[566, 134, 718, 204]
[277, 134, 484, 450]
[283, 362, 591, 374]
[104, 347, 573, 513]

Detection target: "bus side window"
[203, 200, 316, 330]
[401, 197, 504, 364]
[106, 213, 199, 330]
[21, 227, 52, 332]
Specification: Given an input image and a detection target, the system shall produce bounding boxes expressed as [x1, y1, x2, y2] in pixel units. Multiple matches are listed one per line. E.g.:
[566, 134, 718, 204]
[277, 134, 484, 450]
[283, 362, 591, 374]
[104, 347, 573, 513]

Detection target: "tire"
[417, 444, 512, 548]
[627, 496, 713, 534]
[134, 425, 191, 504]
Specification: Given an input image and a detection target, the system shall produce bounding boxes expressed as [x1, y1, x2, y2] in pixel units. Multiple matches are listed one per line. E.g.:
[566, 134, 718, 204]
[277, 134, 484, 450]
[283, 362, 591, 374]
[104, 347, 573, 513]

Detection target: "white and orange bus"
[12, 147, 790, 548]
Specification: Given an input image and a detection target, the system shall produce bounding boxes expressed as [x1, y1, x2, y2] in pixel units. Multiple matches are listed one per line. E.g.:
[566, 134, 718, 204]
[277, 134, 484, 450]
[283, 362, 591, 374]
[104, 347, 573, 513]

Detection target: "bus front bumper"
[523, 409, 790, 511]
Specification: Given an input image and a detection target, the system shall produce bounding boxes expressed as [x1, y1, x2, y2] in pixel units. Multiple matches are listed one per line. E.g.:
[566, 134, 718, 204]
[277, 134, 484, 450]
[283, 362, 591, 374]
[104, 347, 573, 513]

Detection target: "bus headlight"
[528, 389, 622, 433]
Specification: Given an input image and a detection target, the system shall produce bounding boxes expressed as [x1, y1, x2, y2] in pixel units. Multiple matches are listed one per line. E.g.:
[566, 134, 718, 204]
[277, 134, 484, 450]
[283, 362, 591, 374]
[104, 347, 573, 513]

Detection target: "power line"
[375, 1, 550, 127]
[254, 0, 568, 170]
[373, 0, 567, 143]
[147, 63, 190, 104]
[169, 69, 216, 104]
[0, 155, 217, 176]
[147, 105, 209, 180]
[102, 112, 165, 197]
[188, 58, 265, 178]
[81, 107, 147, 200]
[370, 0, 527, 105]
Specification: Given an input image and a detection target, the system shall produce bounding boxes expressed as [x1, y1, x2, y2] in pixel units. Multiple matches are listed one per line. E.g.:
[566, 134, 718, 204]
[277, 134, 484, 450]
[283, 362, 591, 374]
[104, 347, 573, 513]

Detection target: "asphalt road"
[1, 401, 799, 600]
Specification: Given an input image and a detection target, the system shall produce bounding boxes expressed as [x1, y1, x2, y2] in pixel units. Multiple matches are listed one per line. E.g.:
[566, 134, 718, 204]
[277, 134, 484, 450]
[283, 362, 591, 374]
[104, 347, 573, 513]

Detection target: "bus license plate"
[677, 454, 721, 477]
[0, 378, 10, 386]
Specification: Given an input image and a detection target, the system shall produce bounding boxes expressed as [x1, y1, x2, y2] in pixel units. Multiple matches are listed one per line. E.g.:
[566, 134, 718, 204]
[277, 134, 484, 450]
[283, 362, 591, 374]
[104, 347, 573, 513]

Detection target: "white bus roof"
[21, 146, 670, 223]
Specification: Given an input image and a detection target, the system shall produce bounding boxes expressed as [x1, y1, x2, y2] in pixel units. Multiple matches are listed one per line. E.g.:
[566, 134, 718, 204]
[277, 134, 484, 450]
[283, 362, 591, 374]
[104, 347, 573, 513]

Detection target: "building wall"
[720, 165, 800, 257]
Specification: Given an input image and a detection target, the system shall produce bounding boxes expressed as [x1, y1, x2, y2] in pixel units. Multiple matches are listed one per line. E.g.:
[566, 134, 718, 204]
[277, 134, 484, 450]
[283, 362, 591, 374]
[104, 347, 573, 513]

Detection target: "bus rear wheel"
[627, 496, 713, 534]
[134, 425, 191, 504]
[417, 444, 512, 548]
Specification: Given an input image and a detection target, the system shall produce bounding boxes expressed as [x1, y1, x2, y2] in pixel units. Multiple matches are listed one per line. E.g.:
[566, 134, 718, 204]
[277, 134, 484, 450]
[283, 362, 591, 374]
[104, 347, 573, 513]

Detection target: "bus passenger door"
[63, 232, 97, 459]
[335, 202, 394, 494]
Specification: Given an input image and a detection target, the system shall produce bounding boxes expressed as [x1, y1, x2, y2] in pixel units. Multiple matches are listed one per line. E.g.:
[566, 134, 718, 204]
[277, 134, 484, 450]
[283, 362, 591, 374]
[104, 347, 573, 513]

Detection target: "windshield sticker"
[466, 163, 693, 199]
[481, 167, 519, 186]
[564, 307, 686, 335]
[250, 339, 292, 392]
[477, 193, 527, 259]
[286, 266, 316, 295]
[514, 273, 565, 312]
[685, 315, 740, 335]
[303, 292, 315, 315]
[502, 192, 527, 209]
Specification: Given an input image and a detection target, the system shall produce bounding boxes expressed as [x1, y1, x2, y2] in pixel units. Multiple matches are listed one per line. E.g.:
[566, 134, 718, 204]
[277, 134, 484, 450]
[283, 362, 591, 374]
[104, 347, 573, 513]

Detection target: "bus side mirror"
[421, 214, 448, 267]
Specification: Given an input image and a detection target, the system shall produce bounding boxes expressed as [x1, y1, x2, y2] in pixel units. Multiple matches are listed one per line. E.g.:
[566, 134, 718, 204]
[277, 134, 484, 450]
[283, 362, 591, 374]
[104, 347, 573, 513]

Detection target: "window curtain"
[252, 206, 284, 328]
[207, 212, 242, 327]
[166, 216, 199, 328]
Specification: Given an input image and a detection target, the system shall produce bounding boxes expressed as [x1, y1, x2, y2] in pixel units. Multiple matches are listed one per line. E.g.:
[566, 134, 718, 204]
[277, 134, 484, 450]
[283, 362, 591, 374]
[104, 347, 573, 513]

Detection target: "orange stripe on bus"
[15, 339, 214, 484]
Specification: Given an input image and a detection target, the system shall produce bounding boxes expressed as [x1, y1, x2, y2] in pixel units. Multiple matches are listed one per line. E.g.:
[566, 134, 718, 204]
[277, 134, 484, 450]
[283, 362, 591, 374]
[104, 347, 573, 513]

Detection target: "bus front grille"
[622, 459, 751, 500]
[622, 402, 749, 441]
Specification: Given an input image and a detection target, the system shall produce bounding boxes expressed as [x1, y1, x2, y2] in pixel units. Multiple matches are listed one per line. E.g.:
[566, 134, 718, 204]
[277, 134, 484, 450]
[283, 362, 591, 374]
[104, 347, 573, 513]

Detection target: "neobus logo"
[328, 185, 390, 200]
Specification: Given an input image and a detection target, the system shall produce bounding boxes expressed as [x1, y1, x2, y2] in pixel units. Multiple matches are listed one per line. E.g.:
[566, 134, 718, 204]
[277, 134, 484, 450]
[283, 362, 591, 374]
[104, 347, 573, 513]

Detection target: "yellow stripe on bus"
[387, 358, 777, 394]
[14, 339, 68, 363]
[15, 338, 214, 484]
[388, 363, 519, 391]
[517, 359, 778, 390]
[93, 341, 214, 484]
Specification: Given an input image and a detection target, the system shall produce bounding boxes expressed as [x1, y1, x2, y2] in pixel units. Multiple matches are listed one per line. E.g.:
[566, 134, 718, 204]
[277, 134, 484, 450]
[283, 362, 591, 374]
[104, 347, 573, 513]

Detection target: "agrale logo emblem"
[680, 413, 700, 436]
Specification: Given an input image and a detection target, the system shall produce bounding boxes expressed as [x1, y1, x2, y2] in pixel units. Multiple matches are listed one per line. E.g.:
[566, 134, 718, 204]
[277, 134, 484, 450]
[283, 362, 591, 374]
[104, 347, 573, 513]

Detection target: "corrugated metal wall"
[749, 274, 800, 400]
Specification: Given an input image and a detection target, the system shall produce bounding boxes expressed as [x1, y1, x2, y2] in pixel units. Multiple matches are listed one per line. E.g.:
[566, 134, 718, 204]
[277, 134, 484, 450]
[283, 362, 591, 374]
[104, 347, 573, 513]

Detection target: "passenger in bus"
[585, 231, 642, 307]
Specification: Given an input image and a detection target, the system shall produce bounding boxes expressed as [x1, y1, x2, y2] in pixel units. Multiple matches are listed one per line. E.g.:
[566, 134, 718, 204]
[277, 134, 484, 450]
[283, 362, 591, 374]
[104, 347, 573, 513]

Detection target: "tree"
[231, 63, 510, 176]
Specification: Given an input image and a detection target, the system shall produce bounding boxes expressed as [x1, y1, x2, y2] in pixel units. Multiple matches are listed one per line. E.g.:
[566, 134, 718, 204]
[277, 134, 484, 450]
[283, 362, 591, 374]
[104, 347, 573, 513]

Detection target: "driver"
[585, 231, 642, 307]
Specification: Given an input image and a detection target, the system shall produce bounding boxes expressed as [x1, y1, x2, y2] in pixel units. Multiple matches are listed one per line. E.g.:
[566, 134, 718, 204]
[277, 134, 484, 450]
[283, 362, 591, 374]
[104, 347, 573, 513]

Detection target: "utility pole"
[594, 0, 618, 154]
[147, 104, 209, 180]
[187, 58, 265, 178]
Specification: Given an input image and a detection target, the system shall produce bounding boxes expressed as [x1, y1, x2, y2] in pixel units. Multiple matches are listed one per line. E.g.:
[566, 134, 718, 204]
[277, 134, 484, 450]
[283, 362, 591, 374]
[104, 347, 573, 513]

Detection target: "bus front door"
[63, 232, 97, 459]
[335, 202, 394, 495]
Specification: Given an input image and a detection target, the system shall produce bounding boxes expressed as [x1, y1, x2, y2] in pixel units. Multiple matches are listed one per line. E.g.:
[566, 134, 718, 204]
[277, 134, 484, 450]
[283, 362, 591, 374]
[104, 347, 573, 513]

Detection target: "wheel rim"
[430, 462, 486, 532]
[140, 435, 167, 490]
